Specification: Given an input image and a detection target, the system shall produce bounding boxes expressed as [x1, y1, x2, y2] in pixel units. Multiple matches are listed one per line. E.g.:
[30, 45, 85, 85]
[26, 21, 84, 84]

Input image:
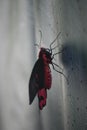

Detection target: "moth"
[29, 31, 67, 110]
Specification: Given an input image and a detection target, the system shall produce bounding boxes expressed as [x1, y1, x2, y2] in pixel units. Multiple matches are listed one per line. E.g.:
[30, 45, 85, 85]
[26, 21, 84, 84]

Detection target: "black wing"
[29, 59, 44, 104]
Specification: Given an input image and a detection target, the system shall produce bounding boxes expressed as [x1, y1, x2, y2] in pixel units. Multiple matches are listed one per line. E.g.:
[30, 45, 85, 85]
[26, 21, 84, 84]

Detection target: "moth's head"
[39, 48, 52, 63]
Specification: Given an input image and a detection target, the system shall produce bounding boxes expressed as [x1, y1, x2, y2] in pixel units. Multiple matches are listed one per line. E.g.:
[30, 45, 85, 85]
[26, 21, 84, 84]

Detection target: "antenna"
[34, 30, 42, 48]
[50, 32, 61, 52]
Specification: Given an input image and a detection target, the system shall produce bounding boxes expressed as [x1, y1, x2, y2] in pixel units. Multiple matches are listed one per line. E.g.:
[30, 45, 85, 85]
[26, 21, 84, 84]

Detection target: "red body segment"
[44, 63, 52, 89]
[38, 88, 47, 110]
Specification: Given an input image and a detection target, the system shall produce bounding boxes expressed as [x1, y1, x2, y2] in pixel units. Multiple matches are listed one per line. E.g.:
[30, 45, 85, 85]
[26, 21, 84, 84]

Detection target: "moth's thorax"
[39, 48, 52, 64]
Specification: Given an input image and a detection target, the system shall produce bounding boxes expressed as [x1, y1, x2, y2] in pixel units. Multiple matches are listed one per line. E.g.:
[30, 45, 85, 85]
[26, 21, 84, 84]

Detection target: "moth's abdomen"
[38, 88, 47, 110]
[44, 65, 52, 89]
